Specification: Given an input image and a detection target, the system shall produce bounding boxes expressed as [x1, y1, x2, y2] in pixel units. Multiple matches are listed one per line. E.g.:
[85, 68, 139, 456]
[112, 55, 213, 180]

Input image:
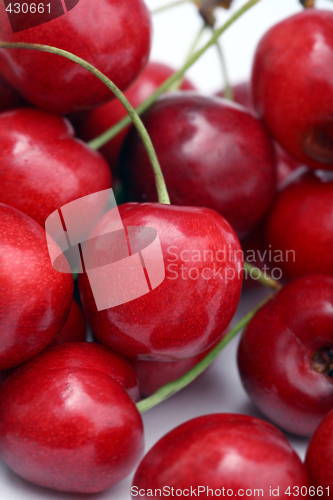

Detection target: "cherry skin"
[132, 414, 310, 499]
[120, 93, 276, 238]
[0, 73, 24, 112]
[76, 62, 195, 176]
[252, 10, 333, 170]
[218, 82, 301, 186]
[79, 202, 243, 361]
[20, 342, 140, 402]
[0, 0, 152, 114]
[238, 274, 333, 437]
[265, 170, 333, 280]
[0, 108, 112, 228]
[0, 343, 143, 493]
[305, 409, 333, 496]
[0, 203, 73, 370]
[49, 299, 86, 348]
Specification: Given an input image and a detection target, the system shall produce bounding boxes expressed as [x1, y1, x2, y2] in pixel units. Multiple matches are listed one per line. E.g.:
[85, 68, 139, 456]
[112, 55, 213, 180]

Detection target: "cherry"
[49, 299, 86, 348]
[0, 72, 24, 112]
[252, 10, 333, 170]
[0, 203, 73, 370]
[76, 62, 195, 176]
[120, 93, 277, 238]
[238, 274, 333, 437]
[305, 409, 333, 496]
[0, 0, 152, 114]
[132, 414, 310, 498]
[79, 202, 243, 361]
[218, 82, 301, 186]
[265, 170, 333, 280]
[0, 108, 112, 228]
[0, 342, 143, 493]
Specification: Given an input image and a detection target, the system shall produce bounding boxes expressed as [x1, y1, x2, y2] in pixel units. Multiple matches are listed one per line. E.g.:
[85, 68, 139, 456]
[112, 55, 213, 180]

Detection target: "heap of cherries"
[0, 0, 332, 497]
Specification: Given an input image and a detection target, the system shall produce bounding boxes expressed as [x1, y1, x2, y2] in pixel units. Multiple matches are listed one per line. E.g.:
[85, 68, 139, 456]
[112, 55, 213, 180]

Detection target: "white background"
[2, 0, 333, 499]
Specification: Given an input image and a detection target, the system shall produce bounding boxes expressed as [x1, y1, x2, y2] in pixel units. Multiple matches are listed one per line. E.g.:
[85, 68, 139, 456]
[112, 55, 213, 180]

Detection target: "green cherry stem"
[244, 262, 282, 291]
[151, 0, 195, 14]
[87, 0, 261, 151]
[214, 33, 233, 100]
[0, 42, 170, 206]
[136, 294, 271, 413]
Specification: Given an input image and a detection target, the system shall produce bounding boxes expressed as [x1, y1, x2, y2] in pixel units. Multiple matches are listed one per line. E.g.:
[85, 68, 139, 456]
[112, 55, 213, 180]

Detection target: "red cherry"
[120, 93, 277, 238]
[131, 332, 227, 397]
[238, 274, 333, 437]
[218, 82, 301, 186]
[132, 414, 310, 498]
[76, 62, 195, 176]
[0, 203, 73, 370]
[265, 170, 333, 280]
[305, 409, 333, 495]
[0, 343, 143, 493]
[0, 108, 111, 228]
[79, 202, 243, 361]
[252, 10, 333, 170]
[0, 0, 152, 114]
[49, 300, 86, 347]
[0, 72, 24, 112]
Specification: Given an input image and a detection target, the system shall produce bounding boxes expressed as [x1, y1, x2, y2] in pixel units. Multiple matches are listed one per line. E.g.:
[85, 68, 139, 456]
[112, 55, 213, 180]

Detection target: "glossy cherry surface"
[120, 93, 276, 238]
[133, 414, 310, 499]
[305, 409, 333, 495]
[0, 108, 112, 228]
[265, 170, 333, 280]
[77, 62, 195, 175]
[0, 0, 152, 114]
[252, 10, 333, 170]
[79, 202, 243, 361]
[219, 82, 301, 186]
[0, 203, 73, 370]
[50, 300, 86, 347]
[0, 73, 24, 112]
[238, 275, 333, 437]
[0, 343, 143, 493]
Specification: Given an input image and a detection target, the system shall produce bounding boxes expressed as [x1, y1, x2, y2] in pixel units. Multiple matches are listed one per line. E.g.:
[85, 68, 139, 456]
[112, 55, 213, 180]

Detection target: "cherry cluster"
[0, 0, 332, 498]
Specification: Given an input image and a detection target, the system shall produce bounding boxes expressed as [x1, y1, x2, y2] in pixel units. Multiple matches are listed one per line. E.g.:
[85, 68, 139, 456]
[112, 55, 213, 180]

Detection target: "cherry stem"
[151, 0, 194, 14]
[214, 32, 233, 100]
[168, 23, 207, 91]
[243, 262, 282, 291]
[87, 0, 261, 151]
[0, 42, 170, 206]
[136, 295, 271, 413]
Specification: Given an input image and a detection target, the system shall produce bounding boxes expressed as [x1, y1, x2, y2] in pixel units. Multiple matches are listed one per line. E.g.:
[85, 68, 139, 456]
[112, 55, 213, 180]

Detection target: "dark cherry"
[0, 73, 24, 112]
[265, 170, 333, 280]
[132, 414, 310, 499]
[79, 202, 243, 361]
[49, 299, 86, 347]
[0, 0, 152, 114]
[0, 343, 143, 493]
[0, 108, 111, 228]
[0, 203, 73, 370]
[76, 62, 195, 175]
[120, 93, 277, 238]
[305, 409, 333, 496]
[218, 82, 301, 186]
[238, 275, 333, 437]
[252, 10, 333, 170]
